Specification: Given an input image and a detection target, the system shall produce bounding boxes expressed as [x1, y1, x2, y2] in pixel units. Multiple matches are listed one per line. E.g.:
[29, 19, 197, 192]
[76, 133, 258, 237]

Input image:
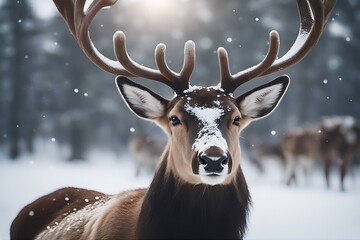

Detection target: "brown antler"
[53, 0, 195, 94]
[219, 0, 336, 93]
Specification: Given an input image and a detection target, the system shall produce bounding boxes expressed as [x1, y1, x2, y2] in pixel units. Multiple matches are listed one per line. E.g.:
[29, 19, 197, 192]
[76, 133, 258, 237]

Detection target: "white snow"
[183, 85, 204, 93]
[183, 85, 225, 94]
[1, 147, 360, 239]
[0, 147, 152, 239]
[184, 103, 228, 153]
[328, 21, 352, 39]
[36, 198, 111, 239]
[199, 37, 213, 50]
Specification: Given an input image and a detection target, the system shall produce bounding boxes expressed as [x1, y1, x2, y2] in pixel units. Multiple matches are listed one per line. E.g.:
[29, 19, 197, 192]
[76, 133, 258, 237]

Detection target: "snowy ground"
[1, 146, 360, 240]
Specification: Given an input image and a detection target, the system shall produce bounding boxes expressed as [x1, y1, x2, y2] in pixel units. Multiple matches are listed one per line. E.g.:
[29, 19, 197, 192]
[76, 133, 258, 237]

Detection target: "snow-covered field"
[1, 146, 360, 240]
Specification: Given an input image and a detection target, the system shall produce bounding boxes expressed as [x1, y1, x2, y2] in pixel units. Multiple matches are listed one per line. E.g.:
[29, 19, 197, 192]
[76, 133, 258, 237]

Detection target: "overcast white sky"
[29, 0, 58, 19]
[26, 0, 178, 19]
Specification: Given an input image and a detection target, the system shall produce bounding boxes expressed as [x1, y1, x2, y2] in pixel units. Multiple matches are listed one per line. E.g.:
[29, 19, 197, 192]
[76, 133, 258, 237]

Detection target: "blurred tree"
[38, 15, 93, 161]
[1, 0, 38, 159]
[0, 4, 8, 147]
[333, 0, 360, 117]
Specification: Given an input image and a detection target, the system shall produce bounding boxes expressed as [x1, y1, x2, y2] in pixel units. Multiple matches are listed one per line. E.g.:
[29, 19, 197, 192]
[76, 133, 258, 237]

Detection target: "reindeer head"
[117, 76, 288, 185]
[53, 0, 336, 185]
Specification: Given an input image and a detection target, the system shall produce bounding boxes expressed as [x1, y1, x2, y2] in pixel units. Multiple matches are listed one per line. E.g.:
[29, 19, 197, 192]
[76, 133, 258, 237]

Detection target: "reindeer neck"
[136, 151, 251, 239]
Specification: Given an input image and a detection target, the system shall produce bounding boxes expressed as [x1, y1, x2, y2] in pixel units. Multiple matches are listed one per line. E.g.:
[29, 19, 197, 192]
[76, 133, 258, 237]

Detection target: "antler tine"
[76, 0, 136, 76]
[180, 41, 196, 82]
[54, 0, 195, 94]
[155, 41, 195, 93]
[74, 0, 85, 35]
[53, 0, 76, 36]
[323, 0, 337, 27]
[53, 0, 134, 76]
[219, 0, 336, 93]
[114, 32, 194, 93]
[113, 31, 185, 93]
[219, 31, 280, 93]
[259, 0, 336, 76]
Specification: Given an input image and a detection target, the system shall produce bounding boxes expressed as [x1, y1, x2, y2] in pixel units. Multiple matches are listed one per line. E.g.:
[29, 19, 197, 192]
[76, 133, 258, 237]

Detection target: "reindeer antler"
[54, 0, 335, 95]
[53, 0, 195, 94]
[219, 0, 336, 93]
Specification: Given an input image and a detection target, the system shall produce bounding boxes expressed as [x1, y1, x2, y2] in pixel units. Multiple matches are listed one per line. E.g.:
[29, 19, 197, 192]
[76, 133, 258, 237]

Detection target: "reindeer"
[246, 135, 285, 174]
[129, 135, 166, 176]
[282, 116, 360, 190]
[10, 0, 335, 239]
[282, 125, 322, 186]
[320, 116, 360, 190]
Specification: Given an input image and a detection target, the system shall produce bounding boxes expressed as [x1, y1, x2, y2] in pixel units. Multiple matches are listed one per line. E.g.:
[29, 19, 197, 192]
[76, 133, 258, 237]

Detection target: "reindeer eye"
[233, 116, 241, 126]
[170, 116, 181, 126]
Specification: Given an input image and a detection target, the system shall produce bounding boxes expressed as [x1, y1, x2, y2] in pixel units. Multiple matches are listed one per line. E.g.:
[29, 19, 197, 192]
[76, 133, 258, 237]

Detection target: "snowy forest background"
[1, 0, 359, 161]
[1, 0, 360, 239]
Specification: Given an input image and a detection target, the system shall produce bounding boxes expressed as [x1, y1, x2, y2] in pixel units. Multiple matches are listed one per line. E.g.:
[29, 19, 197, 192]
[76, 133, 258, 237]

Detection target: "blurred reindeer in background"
[282, 125, 321, 186]
[246, 136, 285, 174]
[282, 116, 360, 191]
[129, 135, 166, 176]
[320, 116, 360, 190]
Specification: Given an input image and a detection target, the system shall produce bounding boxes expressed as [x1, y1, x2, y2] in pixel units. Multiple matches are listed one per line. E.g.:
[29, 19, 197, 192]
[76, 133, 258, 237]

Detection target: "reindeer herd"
[132, 115, 360, 192]
[10, 0, 338, 239]
[282, 116, 360, 190]
[247, 116, 360, 191]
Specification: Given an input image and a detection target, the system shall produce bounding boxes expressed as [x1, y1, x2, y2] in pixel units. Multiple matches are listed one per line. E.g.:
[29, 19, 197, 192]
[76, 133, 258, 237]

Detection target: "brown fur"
[11, 187, 148, 239]
[136, 157, 250, 239]
[10, 188, 108, 239]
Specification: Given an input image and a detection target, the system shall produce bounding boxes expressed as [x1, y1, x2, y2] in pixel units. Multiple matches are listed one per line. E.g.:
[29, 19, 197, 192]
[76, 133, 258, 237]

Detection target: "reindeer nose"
[199, 152, 228, 173]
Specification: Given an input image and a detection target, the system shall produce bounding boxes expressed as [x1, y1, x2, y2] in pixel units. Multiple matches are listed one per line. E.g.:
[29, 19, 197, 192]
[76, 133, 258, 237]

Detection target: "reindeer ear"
[116, 76, 168, 120]
[236, 75, 290, 120]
